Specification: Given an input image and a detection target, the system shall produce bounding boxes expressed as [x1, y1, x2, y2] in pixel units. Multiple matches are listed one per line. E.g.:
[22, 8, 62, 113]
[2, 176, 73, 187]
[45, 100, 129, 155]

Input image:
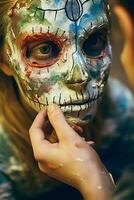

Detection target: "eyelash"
[22, 33, 64, 68]
[22, 25, 108, 69]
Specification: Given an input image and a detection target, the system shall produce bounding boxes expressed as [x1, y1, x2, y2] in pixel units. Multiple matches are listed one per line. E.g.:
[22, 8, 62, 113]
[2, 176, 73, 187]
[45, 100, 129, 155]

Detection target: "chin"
[25, 98, 97, 142]
[60, 102, 97, 125]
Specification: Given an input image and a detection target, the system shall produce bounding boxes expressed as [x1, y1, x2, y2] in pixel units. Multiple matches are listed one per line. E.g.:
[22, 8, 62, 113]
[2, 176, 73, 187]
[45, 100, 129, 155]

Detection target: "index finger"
[29, 108, 54, 161]
[29, 108, 48, 146]
[30, 108, 47, 131]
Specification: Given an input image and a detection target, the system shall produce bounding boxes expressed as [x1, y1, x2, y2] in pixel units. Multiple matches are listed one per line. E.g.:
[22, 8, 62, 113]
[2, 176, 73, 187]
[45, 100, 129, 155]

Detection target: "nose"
[65, 64, 91, 90]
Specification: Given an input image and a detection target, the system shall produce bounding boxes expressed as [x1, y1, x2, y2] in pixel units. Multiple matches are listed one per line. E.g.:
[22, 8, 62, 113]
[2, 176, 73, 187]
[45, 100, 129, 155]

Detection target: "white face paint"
[5, 0, 111, 125]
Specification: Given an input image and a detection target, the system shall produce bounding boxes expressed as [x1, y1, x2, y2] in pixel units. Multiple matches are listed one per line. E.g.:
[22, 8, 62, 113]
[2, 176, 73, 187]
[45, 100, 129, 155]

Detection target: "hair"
[0, 1, 19, 43]
[0, 1, 55, 197]
[0, 0, 113, 197]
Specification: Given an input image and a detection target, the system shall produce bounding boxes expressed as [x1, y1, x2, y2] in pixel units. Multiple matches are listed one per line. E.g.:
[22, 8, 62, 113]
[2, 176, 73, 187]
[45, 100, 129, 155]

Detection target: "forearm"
[79, 171, 115, 200]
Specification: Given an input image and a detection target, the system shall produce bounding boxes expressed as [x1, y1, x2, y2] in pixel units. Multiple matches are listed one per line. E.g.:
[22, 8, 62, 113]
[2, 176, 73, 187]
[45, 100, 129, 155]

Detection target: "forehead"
[22, 0, 105, 9]
[39, 0, 104, 9]
[10, 0, 107, 34]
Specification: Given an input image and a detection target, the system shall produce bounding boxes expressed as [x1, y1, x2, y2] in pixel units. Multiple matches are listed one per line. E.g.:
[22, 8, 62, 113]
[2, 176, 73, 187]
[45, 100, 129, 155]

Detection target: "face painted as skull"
[5, 0, 111, 125]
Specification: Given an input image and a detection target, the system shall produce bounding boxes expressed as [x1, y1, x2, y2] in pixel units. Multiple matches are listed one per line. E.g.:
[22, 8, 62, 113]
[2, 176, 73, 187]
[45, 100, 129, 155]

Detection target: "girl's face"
[4, 0, 111, 125]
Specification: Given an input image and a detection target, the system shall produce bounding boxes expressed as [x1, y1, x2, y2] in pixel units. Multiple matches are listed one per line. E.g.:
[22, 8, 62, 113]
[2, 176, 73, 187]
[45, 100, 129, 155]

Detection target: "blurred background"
[110, 11, 130, 88]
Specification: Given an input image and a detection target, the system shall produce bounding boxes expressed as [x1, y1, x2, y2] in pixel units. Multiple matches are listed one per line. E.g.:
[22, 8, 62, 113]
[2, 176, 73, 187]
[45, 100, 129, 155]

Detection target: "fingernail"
[87, 141, 95, 147]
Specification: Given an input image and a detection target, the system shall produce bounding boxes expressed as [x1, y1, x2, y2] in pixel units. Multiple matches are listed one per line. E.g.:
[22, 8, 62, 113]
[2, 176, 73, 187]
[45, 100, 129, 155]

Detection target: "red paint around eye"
[98, 48, 108, 59]
[22, 33, 64, 68]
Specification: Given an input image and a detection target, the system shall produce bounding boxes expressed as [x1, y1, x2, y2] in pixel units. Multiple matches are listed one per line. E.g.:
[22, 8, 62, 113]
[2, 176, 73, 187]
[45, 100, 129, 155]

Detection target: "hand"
[29, 104, 115, 200]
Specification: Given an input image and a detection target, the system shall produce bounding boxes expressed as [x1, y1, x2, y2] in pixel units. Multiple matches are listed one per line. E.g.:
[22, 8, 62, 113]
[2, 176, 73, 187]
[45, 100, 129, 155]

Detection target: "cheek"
[5, 42, 19, 71]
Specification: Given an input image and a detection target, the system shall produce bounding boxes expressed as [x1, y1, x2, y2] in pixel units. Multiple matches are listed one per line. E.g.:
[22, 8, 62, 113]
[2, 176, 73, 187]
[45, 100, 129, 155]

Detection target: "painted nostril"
[65, 80, 89, 91]
[65, 64, 89, 84]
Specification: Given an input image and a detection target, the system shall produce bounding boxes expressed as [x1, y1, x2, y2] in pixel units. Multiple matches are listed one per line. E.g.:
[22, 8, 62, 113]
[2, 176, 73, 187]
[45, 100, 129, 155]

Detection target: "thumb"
[47, 104, 78, 142]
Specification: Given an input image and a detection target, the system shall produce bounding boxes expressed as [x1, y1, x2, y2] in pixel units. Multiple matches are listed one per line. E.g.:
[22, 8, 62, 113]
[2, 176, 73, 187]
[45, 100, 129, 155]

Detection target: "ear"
[114, 5, 133, 42]
[0, 63, 13, 76]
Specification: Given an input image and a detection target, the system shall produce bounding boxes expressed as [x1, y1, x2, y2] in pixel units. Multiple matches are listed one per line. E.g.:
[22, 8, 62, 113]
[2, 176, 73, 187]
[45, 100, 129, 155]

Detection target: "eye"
[24, 34, 62, 68]
[82, 28, 108, 58]
[26, 41, 60, 62]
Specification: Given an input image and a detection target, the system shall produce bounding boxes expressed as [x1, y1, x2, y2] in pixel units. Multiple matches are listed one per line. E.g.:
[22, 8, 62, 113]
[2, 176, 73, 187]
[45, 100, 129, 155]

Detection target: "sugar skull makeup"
[5, 0, 111, 125]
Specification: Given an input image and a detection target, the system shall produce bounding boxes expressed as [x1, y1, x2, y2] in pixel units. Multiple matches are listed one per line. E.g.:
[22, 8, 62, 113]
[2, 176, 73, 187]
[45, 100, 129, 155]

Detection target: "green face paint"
[5, 0, 111, 125]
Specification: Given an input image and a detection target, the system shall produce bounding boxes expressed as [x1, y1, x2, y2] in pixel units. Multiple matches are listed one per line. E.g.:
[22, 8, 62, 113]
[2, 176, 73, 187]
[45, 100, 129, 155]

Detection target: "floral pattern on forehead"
[5, 0, 111, 126]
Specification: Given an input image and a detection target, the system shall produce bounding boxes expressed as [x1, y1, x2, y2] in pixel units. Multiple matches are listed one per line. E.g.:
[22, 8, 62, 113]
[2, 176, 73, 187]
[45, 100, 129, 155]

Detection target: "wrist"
[78, 169, 115, 200]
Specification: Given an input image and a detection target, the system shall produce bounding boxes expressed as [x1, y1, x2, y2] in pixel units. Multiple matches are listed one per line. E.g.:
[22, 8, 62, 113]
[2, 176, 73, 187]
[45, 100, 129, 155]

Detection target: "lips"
[27, 90, 101, 108]
[60, 91, 101, 107]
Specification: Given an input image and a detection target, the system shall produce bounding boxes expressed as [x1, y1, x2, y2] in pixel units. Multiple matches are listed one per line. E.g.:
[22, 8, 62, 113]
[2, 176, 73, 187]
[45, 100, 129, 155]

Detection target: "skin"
[0, 0, 112, 149]
[1, 0, 111, 130]
[29, 4, 134, 200]
[29, 104, 115, 200]
[0, 1, 133, 199]
[0, 0, 114, 198]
